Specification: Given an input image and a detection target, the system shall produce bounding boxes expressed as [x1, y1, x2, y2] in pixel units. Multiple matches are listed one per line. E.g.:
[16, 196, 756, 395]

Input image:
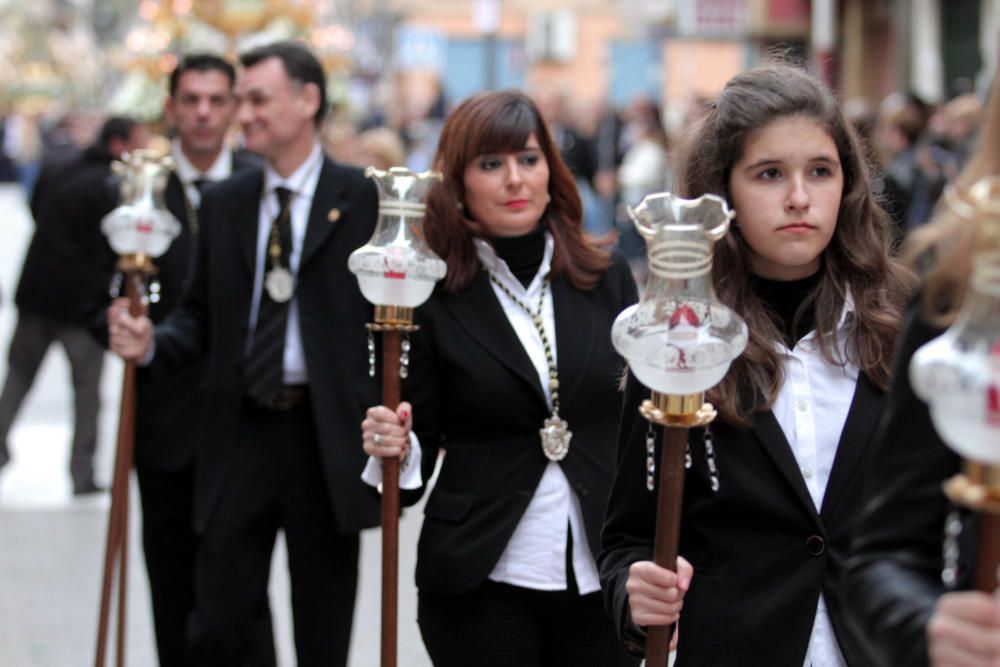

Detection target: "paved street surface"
[0, 183, 431, 666]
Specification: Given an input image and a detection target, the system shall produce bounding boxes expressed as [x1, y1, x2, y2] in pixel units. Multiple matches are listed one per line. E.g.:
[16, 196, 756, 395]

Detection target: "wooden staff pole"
[645, 426, 687, 667]
[95, 270, 145, 667]
[380, 328, 402, 667]
[975, 512, 1000, 592]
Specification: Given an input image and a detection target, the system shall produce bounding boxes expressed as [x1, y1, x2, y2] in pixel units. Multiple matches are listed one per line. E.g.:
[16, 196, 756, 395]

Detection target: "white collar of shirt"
[170, 138, 232, 208]
[262, 142, 323, 208]
[473, 232, 554, 293]
[246, 142, 324, 385]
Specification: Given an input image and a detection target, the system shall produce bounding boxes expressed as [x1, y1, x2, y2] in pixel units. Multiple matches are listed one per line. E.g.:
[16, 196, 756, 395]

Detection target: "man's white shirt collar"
[263, 142, 323, 201]
[170, 137, 232, 185]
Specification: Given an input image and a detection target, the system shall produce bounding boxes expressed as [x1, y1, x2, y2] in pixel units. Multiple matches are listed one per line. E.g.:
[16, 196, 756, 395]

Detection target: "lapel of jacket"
[443, 270, 548, 405]
[750, 410, 822, 522]
[551, 274, 595, 413]
[231, 173, 265, 277]
[819, 373, 881, 521]
[300, 158, 351, 270]
[165, 172, 188, 231]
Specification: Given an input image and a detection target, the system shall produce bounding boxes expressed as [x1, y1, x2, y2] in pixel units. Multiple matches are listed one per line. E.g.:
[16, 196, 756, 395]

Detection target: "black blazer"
[129, 152, 259, 472]
[16, 146, 118, 325]
[600, 369, 884, 666]
[151, 156, 383, 533]
[844, 300, 970, 667]
[402, 250, 637, 595]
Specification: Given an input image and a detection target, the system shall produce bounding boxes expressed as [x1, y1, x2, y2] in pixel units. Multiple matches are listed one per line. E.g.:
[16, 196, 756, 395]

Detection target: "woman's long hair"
[904, 69, 1000, 322]
[424, 90, 610, 293]
[675, 63, 914, 424]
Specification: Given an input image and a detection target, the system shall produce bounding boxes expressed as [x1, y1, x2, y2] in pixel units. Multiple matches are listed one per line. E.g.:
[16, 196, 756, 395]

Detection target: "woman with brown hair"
[361, 90, 640, 666]
[845, 72, 1000, 666]
[599, 62, 913, 665]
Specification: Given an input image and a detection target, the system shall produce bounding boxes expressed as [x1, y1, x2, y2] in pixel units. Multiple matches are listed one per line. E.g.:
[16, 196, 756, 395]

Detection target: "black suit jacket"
[600, 369, 884, 666]
[151, 156, 382, 533]
[126, 152, 259, 472]
[16, 145, 118, 325]
[402, 250, 637, 595]
[844, 299, 969, 667]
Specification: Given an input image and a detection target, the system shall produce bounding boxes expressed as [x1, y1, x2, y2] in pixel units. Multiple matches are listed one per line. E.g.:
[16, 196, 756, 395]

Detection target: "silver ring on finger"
[373, 433, 382, 446]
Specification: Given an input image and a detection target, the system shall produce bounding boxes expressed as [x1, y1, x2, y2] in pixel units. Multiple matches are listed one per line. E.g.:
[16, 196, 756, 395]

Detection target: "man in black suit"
[0, 117, 145, 492]
[109, 41, 381, 666]
[104, 53, 262, 667]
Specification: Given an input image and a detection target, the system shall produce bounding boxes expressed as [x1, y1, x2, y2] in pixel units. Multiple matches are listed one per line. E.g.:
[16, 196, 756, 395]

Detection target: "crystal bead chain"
[367, 331, 376, 378]
[942, 509, 963, 588]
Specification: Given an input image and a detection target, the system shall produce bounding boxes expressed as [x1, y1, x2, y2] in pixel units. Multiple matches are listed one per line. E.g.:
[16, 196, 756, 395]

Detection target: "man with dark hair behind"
[108, 40, 381, 665]
[99, 52, 265, 666]
[0, 116, 145, 493]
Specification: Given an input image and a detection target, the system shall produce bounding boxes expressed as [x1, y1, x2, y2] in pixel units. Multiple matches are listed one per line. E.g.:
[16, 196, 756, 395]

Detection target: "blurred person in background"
[355, 126, 407, 171]
[0, 116, 146, 493]
[616, 96, 672, 274]
[534, 87, 603, 235]
[877, 92, 931, 241]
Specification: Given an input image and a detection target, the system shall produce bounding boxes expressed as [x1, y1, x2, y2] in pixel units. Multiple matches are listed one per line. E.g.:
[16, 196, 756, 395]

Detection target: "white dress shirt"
[170, 137, 233, 209]
[246, 142, 323, 385]
[476, 234, 601, 595]
[771, 294, 857, 667]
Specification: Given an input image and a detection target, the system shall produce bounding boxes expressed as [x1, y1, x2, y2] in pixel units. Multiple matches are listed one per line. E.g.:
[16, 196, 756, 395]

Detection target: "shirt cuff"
[139, 339, 156, 367]
[360, 431, 423, 490]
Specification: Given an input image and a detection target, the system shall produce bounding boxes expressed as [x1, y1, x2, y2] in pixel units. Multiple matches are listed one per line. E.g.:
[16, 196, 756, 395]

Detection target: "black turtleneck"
[491, 226, 546, 288]
[752, 270, 823, 348]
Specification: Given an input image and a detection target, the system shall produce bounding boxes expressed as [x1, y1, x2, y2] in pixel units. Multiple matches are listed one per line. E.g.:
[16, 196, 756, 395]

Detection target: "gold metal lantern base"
[944, 462, 1000, 514]
[116, 252, 158, 276]
[942, 461, 1000, 593]
[640, 391, 718, 427]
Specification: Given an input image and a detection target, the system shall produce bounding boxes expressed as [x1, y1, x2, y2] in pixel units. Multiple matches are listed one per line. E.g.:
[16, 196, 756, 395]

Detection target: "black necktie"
[244, 186, 293, 407]
[192, 178, 209, 195]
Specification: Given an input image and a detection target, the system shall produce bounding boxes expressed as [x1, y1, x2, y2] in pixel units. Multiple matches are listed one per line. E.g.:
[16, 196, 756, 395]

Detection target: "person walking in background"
[0, 116, 146, 494]
[361, 90, 640, 667]
[101, 53, 263, 667]
[845, 71, 1000, 667]
[108, 41, 381, 666]
[599, 63, 912, 665]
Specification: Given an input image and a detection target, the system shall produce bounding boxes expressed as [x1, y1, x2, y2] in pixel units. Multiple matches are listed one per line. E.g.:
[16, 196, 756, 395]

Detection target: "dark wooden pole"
[645, 425, 688, 667]
[95, 271, 144, 667]
[975, 511, 1000, 593]
[380, 329, 402, 667]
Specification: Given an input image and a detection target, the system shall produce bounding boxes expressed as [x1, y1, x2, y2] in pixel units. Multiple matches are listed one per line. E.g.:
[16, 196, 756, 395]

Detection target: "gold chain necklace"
[488, 272, 572, 461]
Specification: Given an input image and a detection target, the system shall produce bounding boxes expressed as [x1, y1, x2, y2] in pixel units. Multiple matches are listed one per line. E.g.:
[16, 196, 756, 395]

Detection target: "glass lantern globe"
[910, 176, 1000, 464]
[348, 167, 447, 310]
[612, 192, 748, 397]
[101, 149, 181, 259]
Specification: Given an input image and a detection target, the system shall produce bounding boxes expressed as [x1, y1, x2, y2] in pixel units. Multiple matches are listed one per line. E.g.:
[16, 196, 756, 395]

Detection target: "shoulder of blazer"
[232, 149, 263, 172]
[318, 156, 377, 197]
[199, 167, 263, 213]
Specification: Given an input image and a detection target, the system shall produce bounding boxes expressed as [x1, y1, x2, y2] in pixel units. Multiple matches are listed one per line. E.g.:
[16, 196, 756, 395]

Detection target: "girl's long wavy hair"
[424, 90, 610, 293]
[675, 63, 914, 425]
